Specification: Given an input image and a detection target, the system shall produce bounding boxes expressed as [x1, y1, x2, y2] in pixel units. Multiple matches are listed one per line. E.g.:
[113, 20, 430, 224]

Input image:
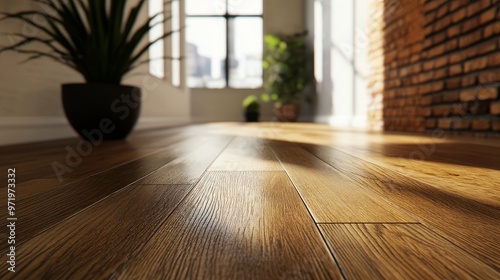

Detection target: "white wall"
[191, 0, 308, 122]
[0, 0, 190, 145]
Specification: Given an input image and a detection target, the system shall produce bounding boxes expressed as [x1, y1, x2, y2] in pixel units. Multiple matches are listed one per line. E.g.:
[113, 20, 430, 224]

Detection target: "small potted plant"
[242, 95, 260, 122]
[0, 0, 174, 140]
[262, 32, 310, 122]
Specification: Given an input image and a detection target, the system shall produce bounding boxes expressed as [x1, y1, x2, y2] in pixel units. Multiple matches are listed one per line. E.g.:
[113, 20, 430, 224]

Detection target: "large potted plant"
[262, 32, 310, 122]
[0, 0, 173, 140]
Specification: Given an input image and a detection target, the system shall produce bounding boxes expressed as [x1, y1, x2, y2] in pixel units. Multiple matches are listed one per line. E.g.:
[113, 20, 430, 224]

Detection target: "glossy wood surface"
[0, 122, 498, 279]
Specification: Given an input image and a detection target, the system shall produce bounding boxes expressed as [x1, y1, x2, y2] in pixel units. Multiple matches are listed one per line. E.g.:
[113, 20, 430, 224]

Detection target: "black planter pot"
[62, 83, 141, 141]
[244, 111, 260, 122]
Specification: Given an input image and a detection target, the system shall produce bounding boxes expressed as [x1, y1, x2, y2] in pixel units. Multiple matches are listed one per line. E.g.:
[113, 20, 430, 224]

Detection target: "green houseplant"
[0, 0, 174, 140]
[242, 95, 260, 122]
[262, 32, 310, 122]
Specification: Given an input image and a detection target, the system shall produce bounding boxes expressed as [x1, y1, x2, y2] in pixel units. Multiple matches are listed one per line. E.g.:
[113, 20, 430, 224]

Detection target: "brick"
[447, 25, 461, 38]
[490, 102, 500, 114]
[463, 47, 479, 60]
[476, 40, 497, 55]
[425, 119, 437, 128]
[449, 1, 463, 12]
[444, 39, 458, 52]
[428, 44, 446, 58]
[434, 16, 452, 33]
[426, 11, 437, 25]
[418, 72, 433, 83]
[419, 84, 434, 95]
[460, 89, 477, 101]
[446, 78, 462, 89]
[461, 75, 476, 87]
[424, 0, 446, 13]
[487, 53, 500, 67]
[423, 61, 435, 71]
[443, 92, 459, 102]
[433, 105, 450, 117]
[483, 22, 500, 38]
[438, 118, 452, 129]
[477, 87, 498, 100]
[450, 52, 464, 64]
[451, 103, 468, 115]
[479, 7, 497, 24]
[479, 70, 500, 84]
[436, 4, 449, 18]
[466, 2, 482, 17]
[410, 54, 420, 63]
[449, 64, 462, 76]
[433, 32, 447, 45]
[411, 44, 422, 55]
[462, 18, 480, 33]
[435, 56, 449, 68]
[464, 57, 488, 72]
[472, 119, 490, 130]
[433, 69, 447, 80]
[452, 7, 467, 22]
[433, 81, 444, 92]
[492, 119, 500, 131]
[451, 118, 472, 129]
[420, 96, 432, 106]
[459, 30, 482, 48]
[431, 94, 443, 104]
[420, 107, 432, 117]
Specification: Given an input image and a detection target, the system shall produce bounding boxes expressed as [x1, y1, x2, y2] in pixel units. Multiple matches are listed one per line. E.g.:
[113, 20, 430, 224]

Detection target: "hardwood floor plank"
[115, 171, 343, 279]
[137, 136, 233, 184]
[0, 179, 76, 208]
[0, 184, 192, 279]
[0, 126, 197, 184]
[272, 145, 415, 223]
[337, 144, 500, 207]
[320, 224, 500, 279]
[266, 127, 500, 207]
[209, 136, 282, 171]
[304, 144, 500, 271]
[0, 155, 174, 251]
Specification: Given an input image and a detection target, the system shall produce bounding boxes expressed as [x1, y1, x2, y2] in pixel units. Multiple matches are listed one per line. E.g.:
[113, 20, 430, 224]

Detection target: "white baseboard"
[0, 116, 191, 146]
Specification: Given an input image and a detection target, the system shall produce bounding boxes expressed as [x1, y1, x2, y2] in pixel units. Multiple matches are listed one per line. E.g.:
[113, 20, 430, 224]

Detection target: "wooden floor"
[0, 122, 499, 279]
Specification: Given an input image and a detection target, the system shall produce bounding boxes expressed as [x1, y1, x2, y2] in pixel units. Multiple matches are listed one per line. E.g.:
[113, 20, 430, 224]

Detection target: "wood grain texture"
[272, 145, 414, 223]
[138, 136, 232, 184]
[0, 184, 193, 279]
[320, 224, 500, 280]
[337, 144, 500, 207]
[303, 144, 500, 271]
[0, 179, 76, 208]
[209, 136, 283, 171]
[1, 122, 498, 277]
[114, 171, 343, 279]
[0, 156, 173, 251]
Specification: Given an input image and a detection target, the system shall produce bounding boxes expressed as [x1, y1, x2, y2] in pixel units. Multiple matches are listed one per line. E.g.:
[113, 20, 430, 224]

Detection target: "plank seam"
[109, 135, 235, 277]
[270, 144, 349, 280]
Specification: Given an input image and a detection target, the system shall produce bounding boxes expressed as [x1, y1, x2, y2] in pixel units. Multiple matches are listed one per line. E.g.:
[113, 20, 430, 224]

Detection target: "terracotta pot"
[274, 103, 300, 122]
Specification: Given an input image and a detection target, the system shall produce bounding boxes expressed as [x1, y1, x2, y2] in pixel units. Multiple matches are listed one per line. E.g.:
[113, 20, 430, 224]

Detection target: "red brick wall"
[369, 0, 500, 136]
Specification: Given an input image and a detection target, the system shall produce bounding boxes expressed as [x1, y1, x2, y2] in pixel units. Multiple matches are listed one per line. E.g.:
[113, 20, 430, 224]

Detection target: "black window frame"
[186, 1, 263, 89]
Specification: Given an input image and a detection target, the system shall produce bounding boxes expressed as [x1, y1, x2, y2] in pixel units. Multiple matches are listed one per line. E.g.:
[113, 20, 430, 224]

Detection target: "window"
[186, 0, 263, 88]
[149, 0, 181, 86]
[148, 0, 165, 78]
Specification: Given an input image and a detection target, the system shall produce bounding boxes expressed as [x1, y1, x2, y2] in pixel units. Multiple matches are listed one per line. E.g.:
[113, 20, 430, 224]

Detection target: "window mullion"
[225, 14, 230, 87]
